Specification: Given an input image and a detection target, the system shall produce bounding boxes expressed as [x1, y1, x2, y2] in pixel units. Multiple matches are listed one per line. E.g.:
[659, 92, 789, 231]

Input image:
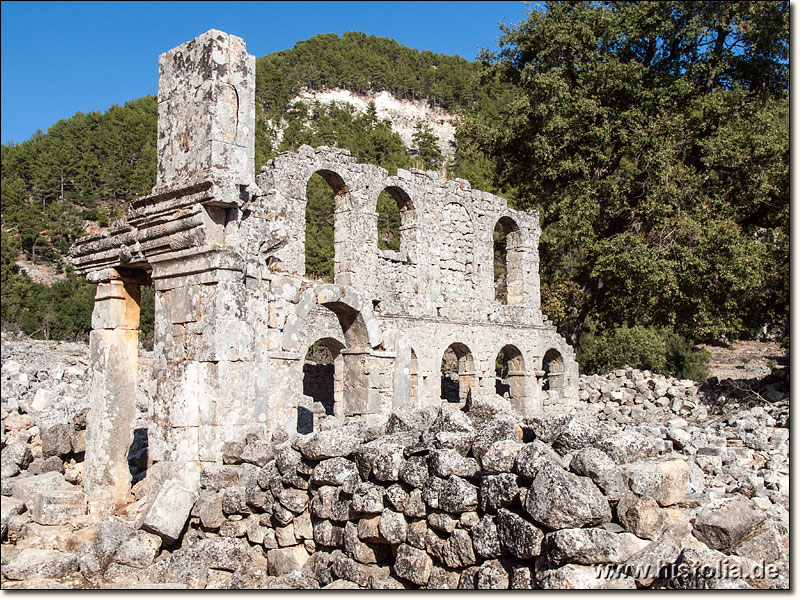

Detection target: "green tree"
[412, 120, 444, 170]
[467, 1, 788, 347]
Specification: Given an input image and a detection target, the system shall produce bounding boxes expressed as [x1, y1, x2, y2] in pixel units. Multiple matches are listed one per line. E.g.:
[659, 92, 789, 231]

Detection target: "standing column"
[83, 268, 144, 502]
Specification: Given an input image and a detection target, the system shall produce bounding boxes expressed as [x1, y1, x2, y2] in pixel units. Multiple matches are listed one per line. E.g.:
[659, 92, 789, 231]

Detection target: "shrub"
[579, 322, 711, 381]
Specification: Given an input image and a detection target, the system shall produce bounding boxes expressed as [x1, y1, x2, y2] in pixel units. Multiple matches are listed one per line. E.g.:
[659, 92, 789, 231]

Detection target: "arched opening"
[301, 337, 345, 433]
[495, 345, 526, 412]
[493, 217, 524, 305]
[440, 342, 475, 404]
[377, 186, 415, 254]
[305, 170, 347, 282]
[542, 348, 565, 392]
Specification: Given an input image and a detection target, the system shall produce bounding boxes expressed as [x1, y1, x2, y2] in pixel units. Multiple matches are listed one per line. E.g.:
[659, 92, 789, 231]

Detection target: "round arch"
[495, 344, 527, 412]
[440, 342, 476, 404]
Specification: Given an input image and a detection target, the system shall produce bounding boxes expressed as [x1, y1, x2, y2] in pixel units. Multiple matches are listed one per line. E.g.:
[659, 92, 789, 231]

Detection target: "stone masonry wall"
[67, 29, 578, 510]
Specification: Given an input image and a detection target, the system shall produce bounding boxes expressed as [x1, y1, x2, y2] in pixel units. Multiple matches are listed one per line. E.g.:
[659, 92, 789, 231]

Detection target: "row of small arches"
[305, 170, 524, 305]
[299, 337, 565, 432]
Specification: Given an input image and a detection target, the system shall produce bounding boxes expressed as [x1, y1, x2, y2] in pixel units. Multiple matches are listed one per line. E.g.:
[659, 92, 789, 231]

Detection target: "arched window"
[440, 342, 475, 404]
[301, 337, 345, 433]
[493, 217, 524, 305]
[495, 345, 526, 412]
[377, 186, 415, 255]
[542, 348, 565, 392]
[305, 170, 347, 281]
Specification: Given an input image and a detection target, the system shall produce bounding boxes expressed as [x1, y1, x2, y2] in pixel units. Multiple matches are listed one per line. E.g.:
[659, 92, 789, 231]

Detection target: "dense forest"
[0, 2, 788, 378]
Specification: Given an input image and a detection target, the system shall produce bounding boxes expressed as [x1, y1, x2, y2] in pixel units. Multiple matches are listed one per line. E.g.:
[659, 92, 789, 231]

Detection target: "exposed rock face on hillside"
[0, 333, 789, 589]
[274, 88, 458, 158]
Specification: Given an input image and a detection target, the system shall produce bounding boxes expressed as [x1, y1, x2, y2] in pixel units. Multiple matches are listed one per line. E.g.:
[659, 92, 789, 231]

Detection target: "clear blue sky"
[0, 1, 536, 145]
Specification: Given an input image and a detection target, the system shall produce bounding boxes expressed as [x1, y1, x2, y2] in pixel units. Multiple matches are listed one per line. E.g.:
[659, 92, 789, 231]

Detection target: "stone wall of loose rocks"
[1, 334, 788, 589]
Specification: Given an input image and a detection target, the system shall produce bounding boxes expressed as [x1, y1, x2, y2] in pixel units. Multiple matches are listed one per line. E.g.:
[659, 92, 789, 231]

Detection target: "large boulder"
[623, 459, 690, 507]
[297, 423, 366, 460]
[479, 473, 519, 513]
[693, 494, 767, 550]
[524, 461, 611, 529]
[617, 493, 669, 540]
[470, 414, 523, 462]
[552, 416, 613, 454]
[569, 448, 625, 500]
[438, 476, 479, 513]
[538, 564, 637, 589]
[542, 527, 648, 566]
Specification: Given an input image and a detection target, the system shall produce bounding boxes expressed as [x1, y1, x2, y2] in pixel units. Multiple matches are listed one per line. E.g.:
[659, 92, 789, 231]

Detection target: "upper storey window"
[377, 186, 415, 258]
[494, 216, 524, 305]
[305, 170, 347, 281]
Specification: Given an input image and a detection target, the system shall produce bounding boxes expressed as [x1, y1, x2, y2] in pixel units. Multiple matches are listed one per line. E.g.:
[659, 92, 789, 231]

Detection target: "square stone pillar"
[154, 29, 255, 193]
[83, 269, 145, 502]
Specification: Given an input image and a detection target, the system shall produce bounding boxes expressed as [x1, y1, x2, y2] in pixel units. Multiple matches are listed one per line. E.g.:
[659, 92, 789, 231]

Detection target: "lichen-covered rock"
[542, 527, 648, 566]
[471, 414, 523, 462]
[552, 415, 613, 454]
[475, 559, 510, 589]
[393, 543, 433, 585]
[439, 528, 476, 568]
[693, 494, 767, 550]
[438, 475, 478, 513]
[538, 564, 637, 589]
[1, 548, 80, 580]
[480, 439, 523, 474]
[514, 440, 565, 480]
[40, 423, 73, 458]
[298, 423, 366, 460]
[378, 509, 407, 544]
[569, 447, 625, 500]
[479, 473, 520, 513]
[266, 544, 310, 576]
[471, 514, 501, 558]
[623, 459, 690, 507]
[594, 430, 667, 464]
[113, 530, 162, 569]
[398, 455, 429, 488]
[496, 508, 543, 558]
[524, 461, 611, 529]
[311, 457, 358, 486]
[351, 482, 384, 515]
[622, 537, 681, 587]
[429, 448, 478, 479]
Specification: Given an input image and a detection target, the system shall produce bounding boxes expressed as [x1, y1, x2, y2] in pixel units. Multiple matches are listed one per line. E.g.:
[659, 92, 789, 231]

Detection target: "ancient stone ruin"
[69, 30, 577, 508]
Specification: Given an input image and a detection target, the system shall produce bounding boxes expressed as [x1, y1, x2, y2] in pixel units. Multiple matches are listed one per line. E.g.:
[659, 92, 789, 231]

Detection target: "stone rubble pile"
[1, 335, 789, 589]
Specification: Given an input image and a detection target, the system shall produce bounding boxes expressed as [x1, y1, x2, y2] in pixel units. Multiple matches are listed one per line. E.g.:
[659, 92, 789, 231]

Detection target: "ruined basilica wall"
[69, 29, 580, 503]
[243, 145, 543, 324]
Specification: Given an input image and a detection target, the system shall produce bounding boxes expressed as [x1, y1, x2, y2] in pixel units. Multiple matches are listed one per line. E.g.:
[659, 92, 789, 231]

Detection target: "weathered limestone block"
[156, 29, 255, 191]
[141, 479, 198, 543]
[30, 489, 87, 526]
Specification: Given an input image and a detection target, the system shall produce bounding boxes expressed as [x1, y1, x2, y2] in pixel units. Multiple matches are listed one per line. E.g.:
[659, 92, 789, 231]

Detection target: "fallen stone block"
[1, 548, 80, 580]
[30, 489, 87, 526]
[693, 494, 767, 550]
[141, 479, 198, 543]
[624, 458, 690, 507]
